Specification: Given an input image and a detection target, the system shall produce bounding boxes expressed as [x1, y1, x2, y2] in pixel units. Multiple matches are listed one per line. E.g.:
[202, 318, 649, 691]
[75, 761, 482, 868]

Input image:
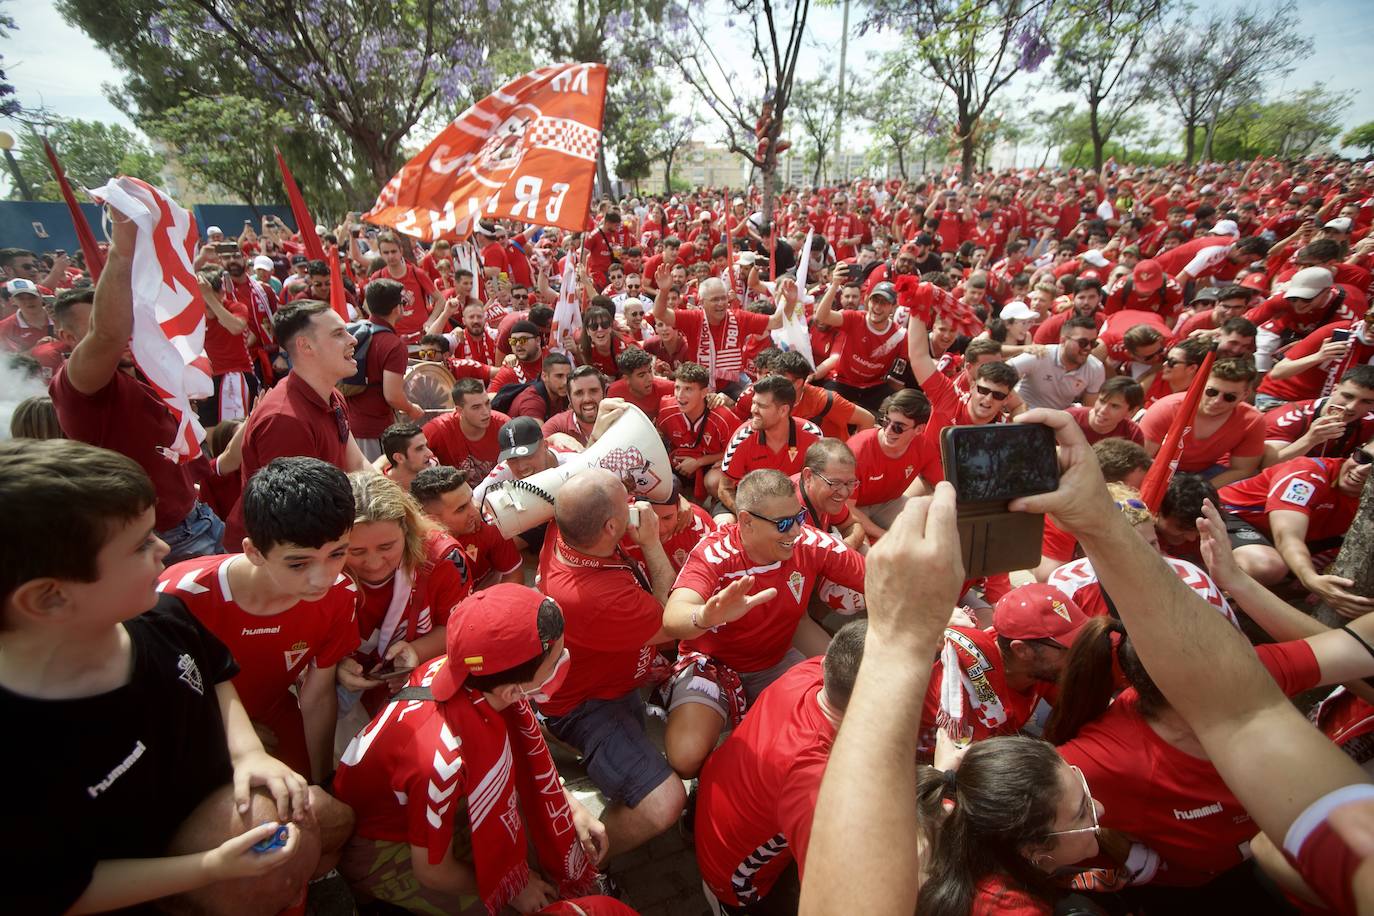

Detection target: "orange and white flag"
[366, 63, 608, 242]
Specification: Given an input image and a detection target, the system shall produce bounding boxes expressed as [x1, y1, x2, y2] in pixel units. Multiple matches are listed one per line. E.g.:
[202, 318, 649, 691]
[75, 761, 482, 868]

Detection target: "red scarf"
[442, 680, 598, 913]
[696, 310, 743, 386]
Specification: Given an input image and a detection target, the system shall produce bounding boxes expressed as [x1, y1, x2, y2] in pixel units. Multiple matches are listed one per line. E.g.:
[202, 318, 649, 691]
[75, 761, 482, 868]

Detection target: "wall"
[0, 201, 301, 253]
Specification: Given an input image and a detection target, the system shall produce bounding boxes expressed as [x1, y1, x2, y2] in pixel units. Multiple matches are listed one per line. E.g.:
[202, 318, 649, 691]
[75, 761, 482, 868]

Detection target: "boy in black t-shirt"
[0, 439, 324, 914]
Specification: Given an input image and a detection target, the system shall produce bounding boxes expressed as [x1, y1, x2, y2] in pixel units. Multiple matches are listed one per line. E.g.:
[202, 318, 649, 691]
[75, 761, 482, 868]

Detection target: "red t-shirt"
[832, 311, 906, 387]
[1059, 640, 1320, 886]
[1066, 404, 1144, 445]
[541, 409, 595, 446]
[1104, 278, 1185, 319]
[1153, 236, 1236, 282]
[656, 401, 740, 461]
[1047, 555, 1233, 623]
[1257, 321, 1366, 403]
[1032, 309, 1105, 345]
[454, 519, 522, 585]
[607, 376, 675, 420]
[422, 410, 510, 483]
[696, 659, 835, 905]
[1263, 397, 1374, 459]
[158, 554, 359, 719]
[1040, 517, 1078, 563]
[1099, 309, 1171, 368]
[585, 224, 633, 284]
[847, 426, 941, 505]
[487, 355, 546, 394]
[674, 524, 865, 672]
[49, 365, 198, 532]
[230, 371, 352, 543]
[345, 319, 410, 438]
[1139, 393, 1266, 471]
[0, 310, 53, 352]
[672, 308, 772, 388]
[720, 418, 822, 481]
[536, 529, 665, 718]
[367, 264, 436, 340]
[203, 301, 253, 375]
[1217, 457, 1360, 541]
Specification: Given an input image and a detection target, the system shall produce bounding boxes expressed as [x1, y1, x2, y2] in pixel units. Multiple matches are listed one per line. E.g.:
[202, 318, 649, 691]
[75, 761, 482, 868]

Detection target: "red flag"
[274, 148, 326, 262]
[365, 63, 608, 242]
[1138, 348, 1217, 512]
[43, 140, 106, 281]
[328, 245, 348, 320]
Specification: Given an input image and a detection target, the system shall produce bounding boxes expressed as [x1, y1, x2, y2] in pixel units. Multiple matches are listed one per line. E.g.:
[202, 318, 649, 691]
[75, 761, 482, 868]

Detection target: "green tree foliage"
[791, 74, 842, 184]
[11, 118, 164, 201]
[1052, 0, 1169, 170]
[1207, 87, 1350, 161]
[1342, 121, 1374, 156]
[862, 51, 946, 180]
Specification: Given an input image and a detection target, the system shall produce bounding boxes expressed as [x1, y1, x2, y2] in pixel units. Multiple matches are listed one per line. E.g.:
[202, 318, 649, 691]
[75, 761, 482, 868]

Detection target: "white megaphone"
[481, 404, 674, 539]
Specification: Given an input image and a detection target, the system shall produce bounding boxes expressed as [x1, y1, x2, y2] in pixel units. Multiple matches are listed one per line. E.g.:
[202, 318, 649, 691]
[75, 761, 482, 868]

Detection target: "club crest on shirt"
[284, 641, 310, 671]
[465, 544, 480, 563]
[788, 447, 798, 462]
[177, 653, 204, 695]
[787, 570, 805, 603]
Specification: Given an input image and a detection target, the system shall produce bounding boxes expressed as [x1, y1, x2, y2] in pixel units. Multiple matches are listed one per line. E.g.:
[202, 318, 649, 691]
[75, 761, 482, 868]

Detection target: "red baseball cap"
[993, 584, 1088, 646]
[1132, 259, 1164, 294]
[430, 584, 556, 701]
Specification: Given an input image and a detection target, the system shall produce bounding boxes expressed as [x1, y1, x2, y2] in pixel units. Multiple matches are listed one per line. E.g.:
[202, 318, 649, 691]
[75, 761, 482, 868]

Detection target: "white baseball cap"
[5, 278, 40, 297]
[1082, 249, 1110, 267]
[252, 255, 276, 272]
[1324, 217, 1354, 233]
[206, 225, 223, 236]
[999, 301, 1037, 321]
[1210, 219, 1239, 236]
[1284, 266, 1334, 300]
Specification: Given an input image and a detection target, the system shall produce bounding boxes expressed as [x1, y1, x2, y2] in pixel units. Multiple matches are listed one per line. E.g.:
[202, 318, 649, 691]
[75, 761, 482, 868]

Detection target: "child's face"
[74, 506, 168, 622]
[249, 536, 351, 602]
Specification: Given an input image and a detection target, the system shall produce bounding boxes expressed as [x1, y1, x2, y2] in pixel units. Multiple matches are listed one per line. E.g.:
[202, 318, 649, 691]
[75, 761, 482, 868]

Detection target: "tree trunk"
[663, 150, 676, 194]
[958, 105, 976, 182]
[1089, 100, 1105, 172]
[1183, 122, 1197, 165]
[896, 144, 907, 181]
[1313, 470, 1374, 628]
[596, 146, 613, 201]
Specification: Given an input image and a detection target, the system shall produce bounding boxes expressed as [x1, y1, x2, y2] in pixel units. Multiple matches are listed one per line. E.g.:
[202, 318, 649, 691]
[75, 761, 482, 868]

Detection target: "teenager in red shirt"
[847, 387, 938, 536]
[656, 361, 740, 502]
[411, 465, 523, 589]
[719, 375, 823, 511]
[608, 346, 675, 420]
[696, 621, 867, 911]
[367, 231, 442, 342]
[1140, 357, 1266, 486]
[332, 586, 606, 914]
[160, 457, 360, 783]
[660, 468, 867, 779]
[1257, 317, 1372, 406]
[337, 472, 471, 716]
[423, 377, 511, 482]
[585, 211, 633, 288]
[813, 269, 906, 413]
[1263, 366, 1374, 464]
[1065, 376, 1145, 445]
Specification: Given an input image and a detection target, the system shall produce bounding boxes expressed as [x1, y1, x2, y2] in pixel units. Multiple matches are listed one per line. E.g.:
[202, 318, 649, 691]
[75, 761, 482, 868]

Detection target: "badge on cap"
[1049, 598, 1072, 622]
[463, 654, 485, 670]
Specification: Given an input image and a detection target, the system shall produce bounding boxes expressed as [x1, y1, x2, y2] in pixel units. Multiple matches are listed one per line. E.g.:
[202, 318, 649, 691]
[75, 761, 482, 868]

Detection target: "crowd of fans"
[4, 153, 1374, 916]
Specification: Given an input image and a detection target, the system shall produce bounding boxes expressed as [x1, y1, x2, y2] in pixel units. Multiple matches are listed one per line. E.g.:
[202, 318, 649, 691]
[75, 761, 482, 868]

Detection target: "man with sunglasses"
[1093, 310, 1171, 380]
[907, 313, 1016, 433]
[919, 583, 1089, 752]
[1009, 316, 1106, 411]
[660, 468, 867, 780]
[1140, 336, 1210, 408]
[487, 320, 547, 396]
[1140, 357, 1266, 487]
[1217, 439, 1374, 614]
[719, 375, 822, 513]
[1264, 366, 1374, 464]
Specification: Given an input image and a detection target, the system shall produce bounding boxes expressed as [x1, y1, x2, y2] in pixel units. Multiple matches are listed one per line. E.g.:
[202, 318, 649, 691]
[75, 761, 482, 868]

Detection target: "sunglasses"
[1162, 357, 1187, 368]
[586, 320, 612, 330]
[1115, 497, 1149, 513]
[1204, 387, 1240, 403]
[813, 470, 860, 492]
[1068, 337, 1098, 350]
[1045, 766, 1100, 839]
[508, 335, 537, 345]
[744, 508, 809, 534]
[881, 417, 916, 435]
[1354, 450, 1374, 466]
[975, 384, 1009, 401]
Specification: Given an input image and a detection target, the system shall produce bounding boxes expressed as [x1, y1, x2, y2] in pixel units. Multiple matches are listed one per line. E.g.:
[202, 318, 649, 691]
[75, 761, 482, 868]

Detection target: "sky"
[1, 0, 1371, 175]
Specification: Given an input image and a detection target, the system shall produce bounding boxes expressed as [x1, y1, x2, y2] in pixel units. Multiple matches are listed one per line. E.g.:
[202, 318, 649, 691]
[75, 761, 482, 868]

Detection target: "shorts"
[1224, 512, 1274, 550]
[158, 501, 226, 565]
[338, 835, 481, 916]
[859, 496, 909, 530]
[1254, 393, 1290, 412]
[255, 693, 312, 779]
[543, 690, 674, 808]
[667, 649, 806, 721]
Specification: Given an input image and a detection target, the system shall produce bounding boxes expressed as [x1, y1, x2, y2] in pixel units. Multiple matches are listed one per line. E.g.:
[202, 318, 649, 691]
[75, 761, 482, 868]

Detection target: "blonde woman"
[338, 471, 471, 714]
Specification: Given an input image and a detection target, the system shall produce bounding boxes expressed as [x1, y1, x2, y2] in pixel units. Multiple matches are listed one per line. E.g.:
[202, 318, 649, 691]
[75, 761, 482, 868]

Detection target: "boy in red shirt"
[719, 375, 822, 511]
[411, 465, 524, 589]
[423, 377, 512, 483]
[161, 457, 360, 783]
[656, 361, 740, 503]
[1140, 357, 1266, 486]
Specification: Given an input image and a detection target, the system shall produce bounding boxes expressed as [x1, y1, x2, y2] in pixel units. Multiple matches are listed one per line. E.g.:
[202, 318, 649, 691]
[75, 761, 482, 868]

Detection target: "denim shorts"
[159, 501, 226, 564]
[543, 690, 674, 808]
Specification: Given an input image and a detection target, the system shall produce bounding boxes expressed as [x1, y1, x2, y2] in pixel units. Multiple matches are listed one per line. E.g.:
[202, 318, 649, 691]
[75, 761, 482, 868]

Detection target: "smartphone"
[940, 424, 1060, 578]
[628, 505, 641, 527]
[368, 660, 417, 679]
[1331, 328, 1352, 343]
[214, 241, 240, 257]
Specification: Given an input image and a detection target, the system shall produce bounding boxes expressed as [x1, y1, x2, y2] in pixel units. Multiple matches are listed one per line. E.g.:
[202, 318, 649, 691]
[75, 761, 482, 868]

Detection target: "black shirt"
[2, 594, 238, 914]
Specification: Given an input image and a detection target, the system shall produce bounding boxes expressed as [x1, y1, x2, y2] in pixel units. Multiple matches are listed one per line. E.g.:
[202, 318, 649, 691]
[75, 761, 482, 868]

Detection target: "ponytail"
[1045, 616, 1124, 745]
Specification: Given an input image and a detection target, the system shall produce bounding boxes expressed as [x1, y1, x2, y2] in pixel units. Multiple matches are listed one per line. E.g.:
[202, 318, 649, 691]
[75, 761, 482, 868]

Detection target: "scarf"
[1320, 319, 1374, 398]
[226, 274, 274, 353]
[697, 310, 743, 386]
[442, 684, 599, 913]
[936, 629, 1008, 740]
[460, 327, 497, 366]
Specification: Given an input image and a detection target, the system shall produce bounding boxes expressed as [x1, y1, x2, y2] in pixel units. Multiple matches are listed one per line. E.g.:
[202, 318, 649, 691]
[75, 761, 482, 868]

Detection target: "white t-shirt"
[1008, 346, 1106, 410]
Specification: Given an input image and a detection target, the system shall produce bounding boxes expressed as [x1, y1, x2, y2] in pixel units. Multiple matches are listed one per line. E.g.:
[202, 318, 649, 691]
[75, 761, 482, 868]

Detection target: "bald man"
[536, 469, 686, 858]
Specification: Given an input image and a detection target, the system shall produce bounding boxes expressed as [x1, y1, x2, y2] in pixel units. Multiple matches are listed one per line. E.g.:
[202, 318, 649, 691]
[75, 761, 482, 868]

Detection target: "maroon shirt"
[228, 371, 352, 542]
[345, 318, 409, 438]
[50, 365, 198, 531]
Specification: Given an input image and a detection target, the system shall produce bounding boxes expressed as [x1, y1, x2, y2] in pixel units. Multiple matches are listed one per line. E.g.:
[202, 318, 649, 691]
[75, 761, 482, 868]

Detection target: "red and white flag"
[89, 177, 211, 462]
[366, 63, 608, 241]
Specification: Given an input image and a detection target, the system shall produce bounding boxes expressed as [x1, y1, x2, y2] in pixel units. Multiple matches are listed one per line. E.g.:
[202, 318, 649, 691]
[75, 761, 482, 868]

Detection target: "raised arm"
[66, 214, 136, 395]
[905, 311, 938, 386]
[812, 266, 846, 329]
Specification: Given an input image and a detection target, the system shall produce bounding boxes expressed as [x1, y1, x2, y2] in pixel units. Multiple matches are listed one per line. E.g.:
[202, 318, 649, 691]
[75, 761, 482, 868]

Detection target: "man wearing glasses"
[1009, 316, 1106, 411]
[1217, 437, 1374, 613]
[659, 468, 866, 780]
[1141, 357, 1266, 487]
[919, 583, 1089, 752]
[795, 439, 866, 551]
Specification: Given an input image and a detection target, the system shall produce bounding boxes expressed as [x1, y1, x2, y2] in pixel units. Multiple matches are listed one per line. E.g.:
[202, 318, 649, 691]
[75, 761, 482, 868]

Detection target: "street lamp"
[0, 131, 34, 201]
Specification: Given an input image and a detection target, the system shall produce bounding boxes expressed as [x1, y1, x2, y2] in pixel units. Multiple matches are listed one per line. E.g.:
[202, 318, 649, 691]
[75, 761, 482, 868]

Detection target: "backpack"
[490, 378, 550, 416]
[337, 320, 394, 397]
